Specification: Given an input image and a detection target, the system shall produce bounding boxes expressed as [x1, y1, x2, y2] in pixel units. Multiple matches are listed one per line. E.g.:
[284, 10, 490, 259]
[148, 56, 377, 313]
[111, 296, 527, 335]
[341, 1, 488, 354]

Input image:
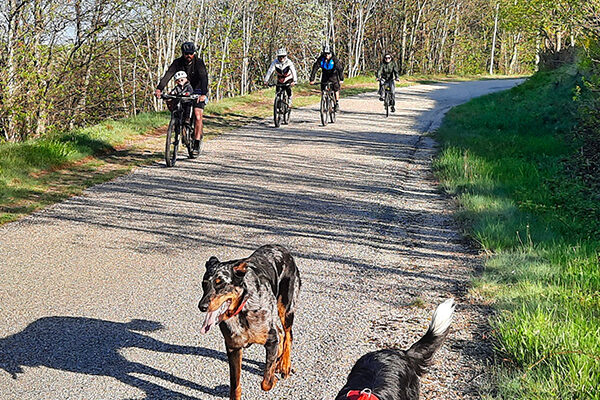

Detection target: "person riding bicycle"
[309, 45, 344, 112]
[376, 53, 401, 112]
[155, 42, 208, 156]
[168, 71, 194, 124]
[264, 47, 298, 106]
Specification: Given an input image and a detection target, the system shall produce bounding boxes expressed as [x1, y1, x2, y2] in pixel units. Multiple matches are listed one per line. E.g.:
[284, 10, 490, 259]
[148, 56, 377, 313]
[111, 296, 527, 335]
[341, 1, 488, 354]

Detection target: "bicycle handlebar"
[161, 93, 201, 101]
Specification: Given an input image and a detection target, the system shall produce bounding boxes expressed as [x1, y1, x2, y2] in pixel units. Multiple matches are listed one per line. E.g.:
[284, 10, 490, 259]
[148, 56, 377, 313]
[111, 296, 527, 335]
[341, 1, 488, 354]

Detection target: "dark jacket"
[170, 82, 194, 96]
[157, 55, 208, 95]
[377, 60, 400, 81]
[310, 54, 344, 83]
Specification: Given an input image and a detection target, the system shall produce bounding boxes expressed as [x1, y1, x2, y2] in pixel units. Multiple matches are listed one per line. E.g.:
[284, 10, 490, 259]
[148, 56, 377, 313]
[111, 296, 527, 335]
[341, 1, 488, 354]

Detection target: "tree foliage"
[0, 0, 593, 141]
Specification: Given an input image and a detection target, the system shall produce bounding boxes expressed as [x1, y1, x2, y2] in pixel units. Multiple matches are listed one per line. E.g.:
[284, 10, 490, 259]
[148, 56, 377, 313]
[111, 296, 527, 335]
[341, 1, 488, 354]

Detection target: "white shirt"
[264, 57, 298, 84]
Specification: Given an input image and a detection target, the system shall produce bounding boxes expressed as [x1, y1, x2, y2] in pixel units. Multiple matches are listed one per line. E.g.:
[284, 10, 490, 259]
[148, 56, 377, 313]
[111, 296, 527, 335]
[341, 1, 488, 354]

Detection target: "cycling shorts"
[321, 78, 340, 92]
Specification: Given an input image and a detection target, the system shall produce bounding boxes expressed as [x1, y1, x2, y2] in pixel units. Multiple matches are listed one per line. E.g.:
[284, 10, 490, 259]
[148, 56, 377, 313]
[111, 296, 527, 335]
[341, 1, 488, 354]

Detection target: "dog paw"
[261, 376, 278, 391]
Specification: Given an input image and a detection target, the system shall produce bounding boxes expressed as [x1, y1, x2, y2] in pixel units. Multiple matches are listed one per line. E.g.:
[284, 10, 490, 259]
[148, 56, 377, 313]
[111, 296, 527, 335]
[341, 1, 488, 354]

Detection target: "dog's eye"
[214, 278, 222, 285]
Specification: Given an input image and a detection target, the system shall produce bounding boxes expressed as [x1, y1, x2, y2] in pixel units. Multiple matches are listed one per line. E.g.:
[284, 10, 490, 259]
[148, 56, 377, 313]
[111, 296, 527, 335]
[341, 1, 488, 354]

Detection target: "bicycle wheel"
[273, 95, 282, 128]
[384, 93, 390, 118]
[165, 118, 179, 167]
[320, 95, 328, 126]
[329, 93, 336, 123]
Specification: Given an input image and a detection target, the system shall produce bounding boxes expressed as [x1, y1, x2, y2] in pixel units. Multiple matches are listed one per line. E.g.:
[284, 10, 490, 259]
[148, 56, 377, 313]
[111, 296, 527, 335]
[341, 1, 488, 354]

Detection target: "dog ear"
[232, 262, 248, 277]
[206, 256, 220, 269]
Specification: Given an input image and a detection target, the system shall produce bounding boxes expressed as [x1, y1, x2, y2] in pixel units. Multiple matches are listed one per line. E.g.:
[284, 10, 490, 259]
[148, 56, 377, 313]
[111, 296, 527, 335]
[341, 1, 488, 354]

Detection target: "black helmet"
[181, 42, 196, 55]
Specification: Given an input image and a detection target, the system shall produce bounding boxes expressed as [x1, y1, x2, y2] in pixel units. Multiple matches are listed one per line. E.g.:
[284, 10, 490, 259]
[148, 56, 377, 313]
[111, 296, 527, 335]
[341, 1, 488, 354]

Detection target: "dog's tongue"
[200, 309, 220, 334]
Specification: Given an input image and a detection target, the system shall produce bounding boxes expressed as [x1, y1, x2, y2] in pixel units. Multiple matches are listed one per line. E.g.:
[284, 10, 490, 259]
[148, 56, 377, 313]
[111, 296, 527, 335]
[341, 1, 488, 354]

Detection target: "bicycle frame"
[380, 79, 394, 117]
[319, 82, 337, 125]
[161, 93, 199, 166]
[272, 83, 291, 127]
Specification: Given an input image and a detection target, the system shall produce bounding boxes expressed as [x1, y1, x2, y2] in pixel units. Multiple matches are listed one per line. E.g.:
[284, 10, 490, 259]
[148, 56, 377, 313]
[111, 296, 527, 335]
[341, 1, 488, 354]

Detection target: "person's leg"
[285, 86, 292, 106]
[333, 80, 341, 111]
[194, 107, 203, 141]
[379, 81, 384, 100]
[193, 104, 204, 153]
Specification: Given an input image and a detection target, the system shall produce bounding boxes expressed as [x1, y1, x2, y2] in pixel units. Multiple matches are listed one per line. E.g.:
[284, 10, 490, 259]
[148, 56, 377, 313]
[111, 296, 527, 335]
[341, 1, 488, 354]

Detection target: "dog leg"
[226, 347, 243, 400]
[276, 303, 295, 378]
[261, 334, 279, 391]
[278, 324, 293, 378]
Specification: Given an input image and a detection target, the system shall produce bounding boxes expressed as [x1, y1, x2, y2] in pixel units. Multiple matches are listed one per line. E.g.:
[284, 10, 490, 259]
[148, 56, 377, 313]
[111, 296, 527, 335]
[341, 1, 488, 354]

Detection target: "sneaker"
[391, 106, 395, 113]
[192, 139, 201, 156]
[379, 96, 384, 101]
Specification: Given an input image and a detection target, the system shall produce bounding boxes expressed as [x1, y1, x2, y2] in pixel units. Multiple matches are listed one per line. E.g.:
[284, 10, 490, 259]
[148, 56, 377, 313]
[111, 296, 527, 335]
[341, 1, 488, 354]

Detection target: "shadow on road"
[0, 317, 263, 399]
[4, 79, 524, 398]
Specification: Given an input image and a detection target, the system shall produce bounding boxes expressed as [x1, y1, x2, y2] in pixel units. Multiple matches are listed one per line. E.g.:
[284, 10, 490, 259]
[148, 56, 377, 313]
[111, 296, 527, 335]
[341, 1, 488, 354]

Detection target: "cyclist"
[376, 53, 400, 112]
[309, 45, 344, 112]
[264, 48, 298, 107]
[155, 42, 208, 156]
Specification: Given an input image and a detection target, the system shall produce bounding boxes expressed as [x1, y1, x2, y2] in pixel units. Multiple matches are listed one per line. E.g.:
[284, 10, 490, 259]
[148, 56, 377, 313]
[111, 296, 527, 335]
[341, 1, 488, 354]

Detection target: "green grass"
[0, 112, 169, 223]
[433, 66, 600, 398]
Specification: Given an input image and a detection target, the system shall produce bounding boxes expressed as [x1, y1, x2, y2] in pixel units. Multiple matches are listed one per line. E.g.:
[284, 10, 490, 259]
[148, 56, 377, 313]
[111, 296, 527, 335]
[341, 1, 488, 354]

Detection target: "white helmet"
[174, 71, 187, 81]
[276, 47, 287, 57]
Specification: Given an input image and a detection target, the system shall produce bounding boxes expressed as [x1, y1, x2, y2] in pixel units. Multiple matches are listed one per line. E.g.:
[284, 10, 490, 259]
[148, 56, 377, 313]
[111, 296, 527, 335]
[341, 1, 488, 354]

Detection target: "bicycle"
[161, 93, 201, 167]
[381, 79, 395, 118]
[319, 82, 337, 126]
[272, 83, 292, 127]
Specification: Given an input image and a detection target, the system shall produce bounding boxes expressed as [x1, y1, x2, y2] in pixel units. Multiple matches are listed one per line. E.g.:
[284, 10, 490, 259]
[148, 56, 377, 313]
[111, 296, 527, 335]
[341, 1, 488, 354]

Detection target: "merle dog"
[335, 299, 455, 400]
[198, 244, 301, 400]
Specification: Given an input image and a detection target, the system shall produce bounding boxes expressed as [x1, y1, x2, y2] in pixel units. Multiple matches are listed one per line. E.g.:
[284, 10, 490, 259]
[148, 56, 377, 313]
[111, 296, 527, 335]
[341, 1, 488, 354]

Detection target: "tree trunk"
[489, 2, 499, 75]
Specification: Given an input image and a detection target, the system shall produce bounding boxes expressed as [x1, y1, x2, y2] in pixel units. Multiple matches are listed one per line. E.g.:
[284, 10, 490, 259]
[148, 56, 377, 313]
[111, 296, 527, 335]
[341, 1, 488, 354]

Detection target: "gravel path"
[0, 79, 522, 400]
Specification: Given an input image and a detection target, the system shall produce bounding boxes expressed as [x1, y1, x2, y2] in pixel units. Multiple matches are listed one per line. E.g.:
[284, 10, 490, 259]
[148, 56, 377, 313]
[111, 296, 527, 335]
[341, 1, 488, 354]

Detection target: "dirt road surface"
[0, 79, 522, 399]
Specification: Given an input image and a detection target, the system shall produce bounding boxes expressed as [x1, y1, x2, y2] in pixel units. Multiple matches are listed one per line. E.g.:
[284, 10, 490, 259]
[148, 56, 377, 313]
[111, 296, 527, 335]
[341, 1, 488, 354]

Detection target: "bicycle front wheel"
[165, 118, 179, 167]
[329, 94, 336, 123]
[385, 90, 392, 118]
[385, 96, 389, 118]
[282, 95, 290, 125]
[320, 95, 328, 126]
[274, 96, 282, 128]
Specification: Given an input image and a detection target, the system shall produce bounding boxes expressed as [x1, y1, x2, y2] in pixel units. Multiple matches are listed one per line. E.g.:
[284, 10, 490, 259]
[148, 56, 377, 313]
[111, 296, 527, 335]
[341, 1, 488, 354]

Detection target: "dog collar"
[346, 389, 380, 400]
[230, 298, 248, 318]
[346, 389, 379, 400]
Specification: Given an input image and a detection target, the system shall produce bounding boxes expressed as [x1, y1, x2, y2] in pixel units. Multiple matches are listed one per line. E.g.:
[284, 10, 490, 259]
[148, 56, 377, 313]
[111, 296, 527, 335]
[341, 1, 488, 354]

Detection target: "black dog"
[335, 299, 455, 400]
[198, 244, 301, 400]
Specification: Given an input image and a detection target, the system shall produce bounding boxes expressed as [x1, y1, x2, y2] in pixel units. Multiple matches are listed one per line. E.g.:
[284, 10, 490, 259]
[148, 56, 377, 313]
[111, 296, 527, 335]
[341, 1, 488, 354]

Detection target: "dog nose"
[198, 302, 208, 312]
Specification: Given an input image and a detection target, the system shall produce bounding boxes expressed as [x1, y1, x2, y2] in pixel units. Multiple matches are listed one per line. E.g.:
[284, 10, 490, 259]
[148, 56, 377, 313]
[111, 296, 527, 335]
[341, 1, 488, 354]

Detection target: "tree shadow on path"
[0, 317, 263, 399]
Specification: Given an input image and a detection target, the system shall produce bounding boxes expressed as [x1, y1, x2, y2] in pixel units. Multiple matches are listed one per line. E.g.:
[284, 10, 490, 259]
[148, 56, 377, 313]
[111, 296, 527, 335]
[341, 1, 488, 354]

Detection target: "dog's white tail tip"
[429, 298, 456, 336]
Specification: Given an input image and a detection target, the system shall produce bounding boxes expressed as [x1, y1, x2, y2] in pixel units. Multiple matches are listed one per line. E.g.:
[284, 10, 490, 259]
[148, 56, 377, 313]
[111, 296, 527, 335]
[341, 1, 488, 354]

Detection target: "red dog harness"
[346, 389, 380, 400]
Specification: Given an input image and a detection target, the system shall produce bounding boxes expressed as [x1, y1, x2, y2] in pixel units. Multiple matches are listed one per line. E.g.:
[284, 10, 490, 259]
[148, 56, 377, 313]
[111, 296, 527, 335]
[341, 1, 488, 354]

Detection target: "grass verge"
[432, 66, 599, 399]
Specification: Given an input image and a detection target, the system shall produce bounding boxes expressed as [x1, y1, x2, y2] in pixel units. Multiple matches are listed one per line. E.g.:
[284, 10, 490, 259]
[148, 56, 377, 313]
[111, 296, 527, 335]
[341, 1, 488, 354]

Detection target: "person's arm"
[309, 58, 320, 82]
[376, 63, 383, 80]
[157, 60, 178, 91]
[335, 57, 344, 82]
[290, 61, 298, 84]
[264, 60, 276, 84]
[195, 57, 209, 96]
[396, 60, 402, 77]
